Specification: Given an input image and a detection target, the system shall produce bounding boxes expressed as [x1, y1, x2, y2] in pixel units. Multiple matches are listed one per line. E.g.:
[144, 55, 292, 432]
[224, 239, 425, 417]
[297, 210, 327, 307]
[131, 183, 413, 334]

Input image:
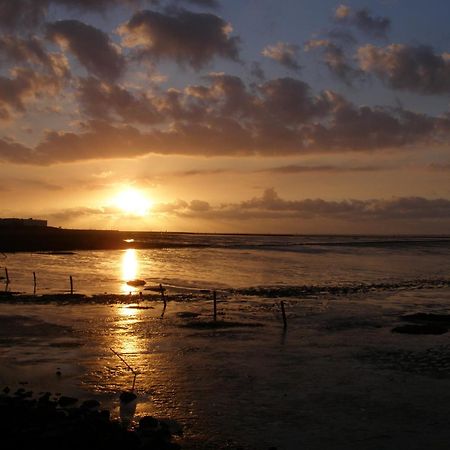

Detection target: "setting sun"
[114, 188, 152, 216]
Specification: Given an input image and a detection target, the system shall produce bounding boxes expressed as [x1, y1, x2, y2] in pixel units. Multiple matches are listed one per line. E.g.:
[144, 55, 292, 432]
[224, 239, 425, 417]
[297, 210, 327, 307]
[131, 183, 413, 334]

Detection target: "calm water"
[2, 234, 450, 449]
[2, 234, 450, 295]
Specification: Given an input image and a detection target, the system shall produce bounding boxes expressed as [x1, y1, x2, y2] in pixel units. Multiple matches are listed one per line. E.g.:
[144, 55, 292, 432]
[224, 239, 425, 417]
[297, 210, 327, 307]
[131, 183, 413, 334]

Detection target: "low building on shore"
[0, 218, 48, 228]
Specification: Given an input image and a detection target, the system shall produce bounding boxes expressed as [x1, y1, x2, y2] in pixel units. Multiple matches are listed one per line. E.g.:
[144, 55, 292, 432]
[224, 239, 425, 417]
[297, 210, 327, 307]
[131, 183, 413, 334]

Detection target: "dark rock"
[3, 387, 10, 394]
[58, 396, 78, 407]
[81, 399, 100, 410]
[139, 415, 160, 430]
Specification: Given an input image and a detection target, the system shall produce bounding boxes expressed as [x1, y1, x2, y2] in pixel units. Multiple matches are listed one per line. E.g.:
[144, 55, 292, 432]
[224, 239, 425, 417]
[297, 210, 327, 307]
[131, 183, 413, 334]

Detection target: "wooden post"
[70, 275, 73, 295]
[159, 283, 166, 306]
[280, 301, 287, 330]
[5, 267, 9, 284]
[159, 283, 167, 318]
[213, 290, 217, 322]
[33, 272, 37, 295]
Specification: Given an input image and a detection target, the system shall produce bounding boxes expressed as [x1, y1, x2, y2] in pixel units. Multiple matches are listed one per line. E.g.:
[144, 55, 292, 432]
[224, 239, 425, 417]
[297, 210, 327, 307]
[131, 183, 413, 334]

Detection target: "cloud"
[165, 0, 219, 7]
[0, 137, 33, 162]
[258, 164, 387, 174]
[0, 0, 142, 30]
[0, 35, 70, 78]
[2, 74, 449, 164]
[357, 44, 450, 95]
[46, 20, 126, 81]
[0, 68, 64, 120]
[78, 77, 161, 123]
[0, 0, 47, 30]
[2, 177, 63, 191]
[307, 102, 444, 151]
[118, 8, 240, 69]
[334, 4, 390, 38]
[148, 188, 450, 226]
[305, 39, 363, 85]
[262, 42, 301, 72]
[205, 188, 450, 222]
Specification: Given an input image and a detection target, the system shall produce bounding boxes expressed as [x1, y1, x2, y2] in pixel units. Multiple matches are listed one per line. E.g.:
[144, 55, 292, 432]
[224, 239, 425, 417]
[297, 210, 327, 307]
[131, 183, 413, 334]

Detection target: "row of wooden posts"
[3, 267, 288, 328]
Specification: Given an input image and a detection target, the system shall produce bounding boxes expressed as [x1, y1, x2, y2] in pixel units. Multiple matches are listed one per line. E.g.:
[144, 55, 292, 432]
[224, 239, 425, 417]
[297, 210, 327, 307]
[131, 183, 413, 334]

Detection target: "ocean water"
[2, 234, 450, 296]
[2, 234, 450, 449]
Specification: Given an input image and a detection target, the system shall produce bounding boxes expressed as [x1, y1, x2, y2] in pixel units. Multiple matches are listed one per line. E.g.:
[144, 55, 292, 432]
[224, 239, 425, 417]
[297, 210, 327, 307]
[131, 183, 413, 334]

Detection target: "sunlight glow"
[114, 188, 152, 216]
[121, 248, 139, 294]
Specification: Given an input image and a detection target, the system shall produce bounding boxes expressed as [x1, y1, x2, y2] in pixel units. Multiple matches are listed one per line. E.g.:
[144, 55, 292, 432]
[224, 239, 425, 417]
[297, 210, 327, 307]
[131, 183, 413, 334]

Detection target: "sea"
[2, 233, 450, 295]
[1, 234, 450, 449]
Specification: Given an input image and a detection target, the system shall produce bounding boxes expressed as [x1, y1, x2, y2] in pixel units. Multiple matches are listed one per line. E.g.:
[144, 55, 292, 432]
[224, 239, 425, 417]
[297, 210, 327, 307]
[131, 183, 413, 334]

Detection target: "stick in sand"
[5, 267, 9, 284]
[213, 290, 217, 322]
[159, 283, 167, 318]
[280, 301, 287, 330]
[33, 271, 37, 295]
[69, 275, 73, 295]
[110, 347, 138, 391]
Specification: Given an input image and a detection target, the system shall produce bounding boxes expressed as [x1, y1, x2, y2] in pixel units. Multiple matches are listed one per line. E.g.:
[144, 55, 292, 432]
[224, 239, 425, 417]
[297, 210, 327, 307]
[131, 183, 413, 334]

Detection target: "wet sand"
[1, 288, 450, 449]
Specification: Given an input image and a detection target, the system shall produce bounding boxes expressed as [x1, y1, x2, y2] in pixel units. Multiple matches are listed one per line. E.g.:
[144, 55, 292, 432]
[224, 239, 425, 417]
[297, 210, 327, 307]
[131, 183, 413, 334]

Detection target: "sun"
[114, 188, 152, 216]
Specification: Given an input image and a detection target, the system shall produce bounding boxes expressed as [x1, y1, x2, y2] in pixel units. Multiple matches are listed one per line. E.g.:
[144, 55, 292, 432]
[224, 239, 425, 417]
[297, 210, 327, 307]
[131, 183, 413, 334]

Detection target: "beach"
[2, 285, 450, 449]
[1, 235, 450, 448]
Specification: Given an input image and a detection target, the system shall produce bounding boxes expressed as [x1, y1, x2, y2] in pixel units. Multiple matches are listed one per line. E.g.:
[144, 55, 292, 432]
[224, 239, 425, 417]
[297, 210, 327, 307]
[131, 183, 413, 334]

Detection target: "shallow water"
[2, 235, 450, 295]
[2, 289, 450, 449]
[2, 235, 450, 448]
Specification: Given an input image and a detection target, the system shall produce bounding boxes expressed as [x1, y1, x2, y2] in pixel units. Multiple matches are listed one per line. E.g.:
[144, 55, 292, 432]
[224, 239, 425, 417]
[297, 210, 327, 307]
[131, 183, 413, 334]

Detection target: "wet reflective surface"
[2, 238, 450, 295]
[2, 237, 450, 448]
[2, 288, 450, 449]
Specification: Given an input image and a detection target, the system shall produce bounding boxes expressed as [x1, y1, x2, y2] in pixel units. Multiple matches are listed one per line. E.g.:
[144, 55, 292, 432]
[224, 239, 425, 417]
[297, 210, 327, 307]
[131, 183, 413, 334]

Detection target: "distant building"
[0, 218, 48, 228]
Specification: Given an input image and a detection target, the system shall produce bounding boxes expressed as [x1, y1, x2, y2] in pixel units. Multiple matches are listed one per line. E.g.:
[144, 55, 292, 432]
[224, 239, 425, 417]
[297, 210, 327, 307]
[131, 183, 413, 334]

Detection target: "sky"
[0, 0, 449, 234]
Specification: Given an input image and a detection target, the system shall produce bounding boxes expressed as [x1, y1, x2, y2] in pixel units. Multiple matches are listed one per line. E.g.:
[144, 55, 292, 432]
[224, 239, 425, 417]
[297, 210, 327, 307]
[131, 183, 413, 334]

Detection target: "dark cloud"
[358, 44, 450, 95]
[334, 4, 390, 38]
[249, 61, 265, 81]
[150, 188, 450, 224]
[305, 39, 363, 85]
[262, 42, 301, 72]
[0, 137, 33, 162]
[226, 189, 450, 221]
[0, 0, 142, 30]
[0, 0, 47, 31]
[258, 164, 387, 174]
[78, 77, 160, 123]
[118, 8, 240, 69]
[2, 74, 449, 163]
[0, 35, 70, 77]
[307, 102, 441, 151]
[257, 77, 335, 124]
[165, 0, 219, 7]
[46, 20, 126, 81]
[0, 68, 63, 120]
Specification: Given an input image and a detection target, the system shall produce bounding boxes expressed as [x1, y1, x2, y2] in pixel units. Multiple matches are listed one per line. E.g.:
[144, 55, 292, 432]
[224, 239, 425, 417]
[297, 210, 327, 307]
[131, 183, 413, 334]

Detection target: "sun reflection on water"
[121, 248, 139, 294]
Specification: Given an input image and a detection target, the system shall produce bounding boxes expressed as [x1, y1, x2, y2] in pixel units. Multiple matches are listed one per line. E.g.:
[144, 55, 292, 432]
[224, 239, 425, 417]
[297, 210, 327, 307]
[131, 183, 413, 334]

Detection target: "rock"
[139, 416, 160, 431]
[81, 399, 100, 410]
[58, 396, 78, 407]
[3, 386, 10, 394]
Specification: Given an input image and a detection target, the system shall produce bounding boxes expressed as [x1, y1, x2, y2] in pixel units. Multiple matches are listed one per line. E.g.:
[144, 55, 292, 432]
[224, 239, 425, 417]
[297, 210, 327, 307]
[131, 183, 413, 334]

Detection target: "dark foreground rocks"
[0, 390, 181, 450]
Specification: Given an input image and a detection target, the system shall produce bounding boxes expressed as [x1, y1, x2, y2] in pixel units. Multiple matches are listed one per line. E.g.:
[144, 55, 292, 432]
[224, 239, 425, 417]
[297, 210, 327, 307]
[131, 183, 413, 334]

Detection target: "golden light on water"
[121, 248, 139, 294]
